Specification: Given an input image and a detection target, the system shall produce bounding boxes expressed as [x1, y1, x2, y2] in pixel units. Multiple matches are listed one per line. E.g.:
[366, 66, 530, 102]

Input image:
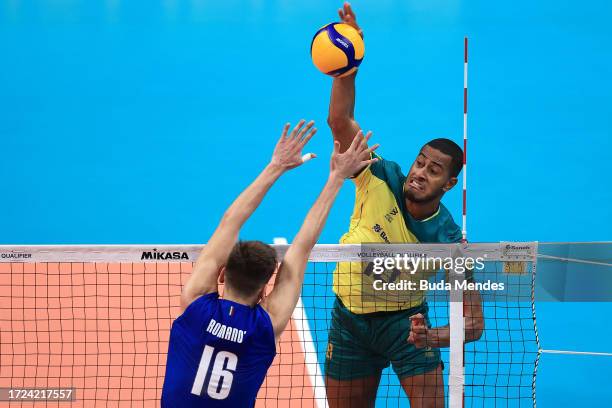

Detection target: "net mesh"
[462, 265, 538, 406]
[0, 262, 185, 407]
[0, 244, 539, 407]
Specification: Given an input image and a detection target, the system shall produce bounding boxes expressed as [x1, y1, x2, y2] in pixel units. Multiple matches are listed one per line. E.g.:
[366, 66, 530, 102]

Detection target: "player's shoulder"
[191, 291, 219, 307]
[257, 301, 285, 337]
[369, 153, 404, 183]
[180, 292, 219, 319]
[254, 304, 275, 334]
[431, 203, 462, 243]
[238, 303, 276, 348]
[407, 203, 462, 243]
[353, 153, 405, 196]
[254, 303, 274, 326]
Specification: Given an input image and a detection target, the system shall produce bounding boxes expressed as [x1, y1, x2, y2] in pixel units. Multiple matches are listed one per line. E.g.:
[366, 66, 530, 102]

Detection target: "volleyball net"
[0, 242, 610, 407]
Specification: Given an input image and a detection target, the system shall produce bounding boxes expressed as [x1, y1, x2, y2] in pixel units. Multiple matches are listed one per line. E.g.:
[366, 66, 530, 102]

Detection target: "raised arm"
[180, 120, 317, 310]
[263, 131, 379, 340]
[327, 2, 364, 153]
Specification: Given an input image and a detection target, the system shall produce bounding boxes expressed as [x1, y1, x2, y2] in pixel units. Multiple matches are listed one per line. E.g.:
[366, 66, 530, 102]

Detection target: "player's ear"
[218, 266, 226, 284]
[443, 177, 458, 192]
[257, 285, 267, 303]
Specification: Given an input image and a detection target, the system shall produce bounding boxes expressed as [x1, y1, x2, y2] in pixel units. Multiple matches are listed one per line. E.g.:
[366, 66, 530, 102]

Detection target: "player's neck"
[223, 288, 259, 307]
[406, 197, 440, 221]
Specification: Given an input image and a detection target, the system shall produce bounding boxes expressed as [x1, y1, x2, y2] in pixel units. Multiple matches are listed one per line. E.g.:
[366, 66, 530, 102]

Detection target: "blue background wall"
[1, 1, 610, 405]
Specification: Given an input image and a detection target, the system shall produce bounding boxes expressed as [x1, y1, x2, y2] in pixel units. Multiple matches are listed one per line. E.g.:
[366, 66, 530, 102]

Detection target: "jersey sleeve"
[437, 204, 463, 243]
[352, 154, 406, 200]
[351, 155, 375, 192]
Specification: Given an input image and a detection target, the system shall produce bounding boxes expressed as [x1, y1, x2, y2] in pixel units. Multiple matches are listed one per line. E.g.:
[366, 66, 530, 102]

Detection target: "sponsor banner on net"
[0, 251, 32, 260]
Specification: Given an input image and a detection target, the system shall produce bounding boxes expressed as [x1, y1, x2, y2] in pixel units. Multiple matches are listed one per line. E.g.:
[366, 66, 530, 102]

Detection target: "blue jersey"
[161, 292, 276, 407]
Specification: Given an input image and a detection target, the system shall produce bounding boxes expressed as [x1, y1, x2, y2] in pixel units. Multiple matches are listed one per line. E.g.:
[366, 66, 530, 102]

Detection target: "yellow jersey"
[333, 154, 462, 314]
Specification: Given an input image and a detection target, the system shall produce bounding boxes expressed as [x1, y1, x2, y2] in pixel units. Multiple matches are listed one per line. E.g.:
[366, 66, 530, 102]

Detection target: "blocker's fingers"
[333, 140, 341, 155]
[355, 132, 367, 153]
[301, 153, 316, 163]
[297, 120, 315, 140]
[359, 149, 371, 160]
[367, 143, 380, 154]
[349, 130, 364, 151]
[338, 8, 344, 20]
[280, 123, 291, 139]
[291, 119, 306, 138]
[357, 131, 373, 151]
[360, 157, 378, 167]
[301, 127, 317, 146]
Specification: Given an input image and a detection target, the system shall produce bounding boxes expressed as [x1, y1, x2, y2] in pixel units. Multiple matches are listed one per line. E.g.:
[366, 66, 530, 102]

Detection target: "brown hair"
[225, 241, 277, 297]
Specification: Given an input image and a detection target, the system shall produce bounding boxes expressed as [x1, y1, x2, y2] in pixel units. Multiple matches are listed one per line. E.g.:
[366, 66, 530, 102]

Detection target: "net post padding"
[448, 245, 466, 408]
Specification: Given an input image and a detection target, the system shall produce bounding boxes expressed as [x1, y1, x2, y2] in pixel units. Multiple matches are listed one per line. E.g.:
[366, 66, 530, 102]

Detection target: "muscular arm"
[327, 73, 362, 153]
[180, 121, 317, 310]
[181, 163, 285, 310]
[263, 175, 344, 338]
[326, 3, 364, 153]
[263, 132, 379, 340]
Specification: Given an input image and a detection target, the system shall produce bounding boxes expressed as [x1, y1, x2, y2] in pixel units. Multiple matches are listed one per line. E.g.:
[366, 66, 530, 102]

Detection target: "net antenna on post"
[449, 37, 469, 408]
[462, 36, 468, 244]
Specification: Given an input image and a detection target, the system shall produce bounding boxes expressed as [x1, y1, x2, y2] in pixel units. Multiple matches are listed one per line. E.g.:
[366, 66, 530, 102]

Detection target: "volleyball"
[310, 22, 365, 77]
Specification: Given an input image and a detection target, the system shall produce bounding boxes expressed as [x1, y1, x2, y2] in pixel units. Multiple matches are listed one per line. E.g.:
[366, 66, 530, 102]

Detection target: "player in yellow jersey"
[323, 3, 485, 407]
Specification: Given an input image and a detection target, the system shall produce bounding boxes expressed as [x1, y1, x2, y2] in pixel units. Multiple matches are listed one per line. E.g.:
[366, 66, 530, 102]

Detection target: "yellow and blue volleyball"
[310, 23, 365, 78]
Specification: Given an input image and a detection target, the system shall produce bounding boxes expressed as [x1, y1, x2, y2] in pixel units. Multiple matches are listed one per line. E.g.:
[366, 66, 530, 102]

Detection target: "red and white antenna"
[462, 37, 468, 243]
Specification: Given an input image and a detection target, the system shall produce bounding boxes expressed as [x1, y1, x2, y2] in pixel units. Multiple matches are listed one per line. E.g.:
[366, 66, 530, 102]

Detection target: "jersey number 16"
[191, 345, 238, 400]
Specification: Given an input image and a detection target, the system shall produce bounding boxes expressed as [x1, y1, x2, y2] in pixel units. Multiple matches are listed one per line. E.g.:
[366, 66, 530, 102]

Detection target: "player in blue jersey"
[161, 119, 379, 407]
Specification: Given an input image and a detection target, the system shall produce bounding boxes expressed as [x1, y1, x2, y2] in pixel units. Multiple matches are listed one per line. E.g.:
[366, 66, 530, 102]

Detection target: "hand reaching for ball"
[338, 2, 363, 37]
[311, 2, 365, 77]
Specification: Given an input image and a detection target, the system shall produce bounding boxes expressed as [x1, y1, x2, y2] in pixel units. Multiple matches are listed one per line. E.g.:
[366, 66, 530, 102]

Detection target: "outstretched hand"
[330, 130, 379, 180]
[338, 2, 362, 36]
[271, 120, 317, 171]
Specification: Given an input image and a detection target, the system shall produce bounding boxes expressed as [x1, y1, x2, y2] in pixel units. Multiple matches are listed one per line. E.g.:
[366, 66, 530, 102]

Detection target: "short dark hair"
[424, 138, 463, 178]
[225, 241, 277, 297]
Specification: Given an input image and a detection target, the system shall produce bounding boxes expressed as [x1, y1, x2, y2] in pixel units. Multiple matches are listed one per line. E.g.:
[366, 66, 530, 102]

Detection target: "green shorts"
[325, 297, 442, 381]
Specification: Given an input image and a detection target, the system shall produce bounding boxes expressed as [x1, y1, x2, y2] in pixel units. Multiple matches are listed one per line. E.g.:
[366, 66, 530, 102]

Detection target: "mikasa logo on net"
[140, 248, 189, 260]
